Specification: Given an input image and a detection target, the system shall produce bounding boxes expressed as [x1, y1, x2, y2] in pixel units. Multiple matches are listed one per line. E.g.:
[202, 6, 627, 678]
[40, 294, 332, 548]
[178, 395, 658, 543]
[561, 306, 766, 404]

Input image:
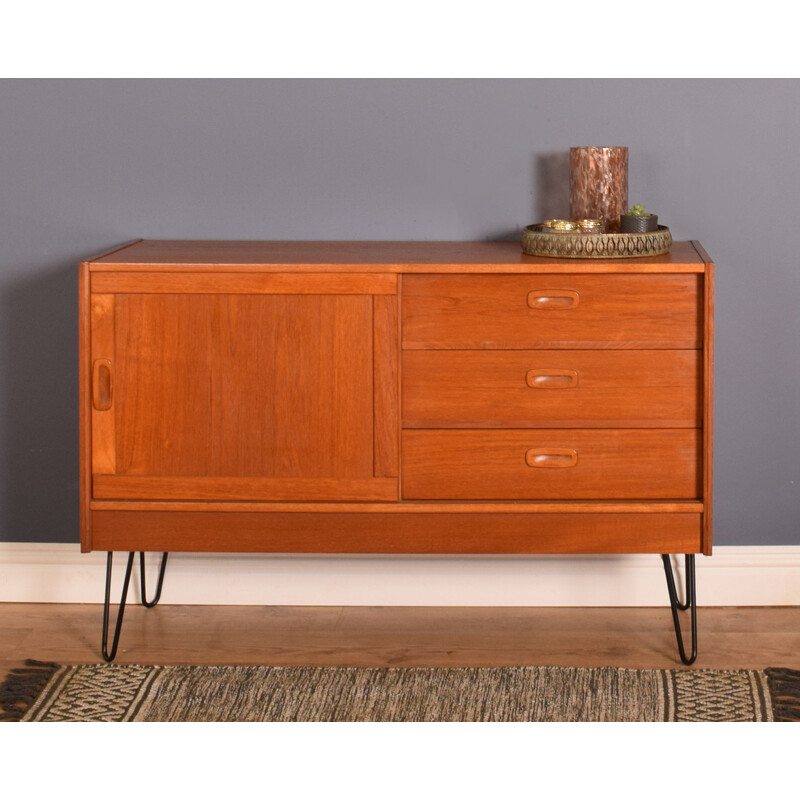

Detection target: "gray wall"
[1, 79, 798, 546]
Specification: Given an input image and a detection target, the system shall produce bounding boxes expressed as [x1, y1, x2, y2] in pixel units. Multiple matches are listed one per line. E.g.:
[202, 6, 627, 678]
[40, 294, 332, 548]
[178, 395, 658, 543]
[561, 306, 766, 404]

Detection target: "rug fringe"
[0, 660, 60, 722]
[766, 668, 800, 722]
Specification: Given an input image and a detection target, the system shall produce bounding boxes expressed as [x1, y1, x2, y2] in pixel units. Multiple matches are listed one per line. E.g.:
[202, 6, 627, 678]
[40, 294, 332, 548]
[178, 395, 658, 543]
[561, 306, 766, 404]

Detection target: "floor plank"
[2, 604, 799, 680]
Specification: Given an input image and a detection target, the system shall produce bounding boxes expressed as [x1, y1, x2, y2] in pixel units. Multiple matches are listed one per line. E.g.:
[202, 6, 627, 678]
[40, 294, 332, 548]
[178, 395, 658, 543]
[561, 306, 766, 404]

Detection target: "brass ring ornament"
[543, 219, 580, 231]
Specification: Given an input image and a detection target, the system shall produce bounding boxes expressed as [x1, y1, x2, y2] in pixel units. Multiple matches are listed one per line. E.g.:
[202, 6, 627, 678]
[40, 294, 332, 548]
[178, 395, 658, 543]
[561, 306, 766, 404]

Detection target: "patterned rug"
[2, 660, 799, 722]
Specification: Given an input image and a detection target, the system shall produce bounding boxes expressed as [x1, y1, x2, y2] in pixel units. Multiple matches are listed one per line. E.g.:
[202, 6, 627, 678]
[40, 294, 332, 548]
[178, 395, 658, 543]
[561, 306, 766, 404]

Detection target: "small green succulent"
[626, 203, 652, 217]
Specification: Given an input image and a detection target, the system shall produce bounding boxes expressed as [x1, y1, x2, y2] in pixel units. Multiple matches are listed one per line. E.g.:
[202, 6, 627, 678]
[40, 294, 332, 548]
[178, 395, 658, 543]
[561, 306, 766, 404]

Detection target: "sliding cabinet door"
[87, 273, 398, 503]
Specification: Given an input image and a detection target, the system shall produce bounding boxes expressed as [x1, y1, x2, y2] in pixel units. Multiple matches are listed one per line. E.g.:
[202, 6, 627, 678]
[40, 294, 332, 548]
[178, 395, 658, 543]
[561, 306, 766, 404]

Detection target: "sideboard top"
[87, 239, 712, 274]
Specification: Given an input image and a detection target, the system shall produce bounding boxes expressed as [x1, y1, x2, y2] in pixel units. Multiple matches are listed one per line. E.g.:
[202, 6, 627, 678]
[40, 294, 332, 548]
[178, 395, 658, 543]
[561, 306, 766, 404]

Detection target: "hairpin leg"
[662, 554, 697, 665]
[101, 551, 135, 663]
[101, 551, 170, 662]
[140, 552, 169, 608]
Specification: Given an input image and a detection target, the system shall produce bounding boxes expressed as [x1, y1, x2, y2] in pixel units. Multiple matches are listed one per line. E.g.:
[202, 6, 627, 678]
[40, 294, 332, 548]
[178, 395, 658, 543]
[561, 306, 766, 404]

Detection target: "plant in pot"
[620, 203, 658, 233]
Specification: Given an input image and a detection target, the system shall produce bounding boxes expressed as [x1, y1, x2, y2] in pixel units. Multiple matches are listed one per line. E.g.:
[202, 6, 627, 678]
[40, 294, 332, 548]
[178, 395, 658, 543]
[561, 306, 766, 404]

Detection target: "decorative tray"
[521, 224, 672, 259]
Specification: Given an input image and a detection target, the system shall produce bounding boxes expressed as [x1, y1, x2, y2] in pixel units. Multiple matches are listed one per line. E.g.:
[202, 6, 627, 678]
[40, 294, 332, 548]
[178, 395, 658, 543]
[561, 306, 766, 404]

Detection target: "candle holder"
[569, 146, 628, 233]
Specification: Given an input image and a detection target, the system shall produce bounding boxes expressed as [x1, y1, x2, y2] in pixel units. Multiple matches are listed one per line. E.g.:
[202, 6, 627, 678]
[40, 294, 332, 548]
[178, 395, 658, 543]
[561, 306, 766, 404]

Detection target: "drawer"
[403, 350, 701, 428]
[402, 430, 700, 500]
[402, 274, 701, 349]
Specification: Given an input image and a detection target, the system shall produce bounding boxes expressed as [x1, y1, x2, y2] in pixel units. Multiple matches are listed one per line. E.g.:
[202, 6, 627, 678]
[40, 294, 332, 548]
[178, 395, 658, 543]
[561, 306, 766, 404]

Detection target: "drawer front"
[403, 350, 701, 428]
[402, 274, 701, 349]
[402, 430, 700, 500]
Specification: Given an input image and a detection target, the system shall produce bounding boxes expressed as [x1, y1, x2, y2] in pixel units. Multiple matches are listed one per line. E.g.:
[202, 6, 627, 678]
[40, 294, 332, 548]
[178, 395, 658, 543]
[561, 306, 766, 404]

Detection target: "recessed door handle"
[527, 290, 580, 310]
[525, 448, 578, 469]
[92, 359, 113, 411]
[526, 369, 579, 389]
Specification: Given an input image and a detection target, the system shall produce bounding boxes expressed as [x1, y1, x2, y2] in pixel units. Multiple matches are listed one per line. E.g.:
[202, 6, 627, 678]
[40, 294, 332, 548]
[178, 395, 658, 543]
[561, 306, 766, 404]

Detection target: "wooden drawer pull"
[527, 290, 580, 310]
[92, 359, 113, 411]
[526, 368, 579, 389]
[525, 448, 578, 469]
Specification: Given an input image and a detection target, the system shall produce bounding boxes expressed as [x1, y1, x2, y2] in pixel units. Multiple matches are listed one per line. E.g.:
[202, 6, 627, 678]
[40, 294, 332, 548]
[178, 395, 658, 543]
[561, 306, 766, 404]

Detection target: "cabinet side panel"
[79, 262, 92, 551]
[703, 261, 715, 554]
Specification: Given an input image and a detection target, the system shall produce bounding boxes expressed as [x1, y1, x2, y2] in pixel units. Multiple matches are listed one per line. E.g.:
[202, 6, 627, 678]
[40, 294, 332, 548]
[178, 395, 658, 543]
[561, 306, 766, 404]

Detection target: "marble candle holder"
[569, 146, 629, 233]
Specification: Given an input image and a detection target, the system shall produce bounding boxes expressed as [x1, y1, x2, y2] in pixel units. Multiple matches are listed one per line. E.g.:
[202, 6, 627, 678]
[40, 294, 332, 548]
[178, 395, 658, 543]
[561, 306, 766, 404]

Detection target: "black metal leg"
[101, 551, 135, 662]
[662, 554, 697, 666]
[102, 551, 169, 661]
[139, 552, 169, 608]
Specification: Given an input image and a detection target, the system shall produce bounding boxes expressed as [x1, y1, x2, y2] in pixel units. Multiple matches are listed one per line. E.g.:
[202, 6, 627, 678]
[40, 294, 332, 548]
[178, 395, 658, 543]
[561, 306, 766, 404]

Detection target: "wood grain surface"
[89, 291, 398, 502]
[89, 509, 701, 554]
[3, 604, 797, 672]
[89, 239, 707, 272]
[402, 429, 700, 500]
[91, 271, 397, 295]
[402, 274, 702, 349]
[403, 349, 701, 428]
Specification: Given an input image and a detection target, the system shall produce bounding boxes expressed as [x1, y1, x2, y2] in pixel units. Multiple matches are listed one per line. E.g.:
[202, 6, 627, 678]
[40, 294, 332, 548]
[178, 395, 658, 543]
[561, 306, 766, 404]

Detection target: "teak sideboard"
[79, 239, 714, 663]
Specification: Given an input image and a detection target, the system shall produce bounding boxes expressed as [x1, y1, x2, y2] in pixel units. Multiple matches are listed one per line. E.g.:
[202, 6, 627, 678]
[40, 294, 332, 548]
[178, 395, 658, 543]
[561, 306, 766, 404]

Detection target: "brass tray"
[521, 224, 672, 259]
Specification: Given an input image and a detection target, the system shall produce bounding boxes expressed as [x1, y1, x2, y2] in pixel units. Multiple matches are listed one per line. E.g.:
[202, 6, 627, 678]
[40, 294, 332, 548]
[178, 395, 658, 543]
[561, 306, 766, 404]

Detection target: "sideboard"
[79, 239, 713, 663]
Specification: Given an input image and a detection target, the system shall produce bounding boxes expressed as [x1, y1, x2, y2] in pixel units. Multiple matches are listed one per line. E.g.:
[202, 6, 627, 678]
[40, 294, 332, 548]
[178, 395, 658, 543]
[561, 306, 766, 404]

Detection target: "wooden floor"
[2, 604, 800, 679]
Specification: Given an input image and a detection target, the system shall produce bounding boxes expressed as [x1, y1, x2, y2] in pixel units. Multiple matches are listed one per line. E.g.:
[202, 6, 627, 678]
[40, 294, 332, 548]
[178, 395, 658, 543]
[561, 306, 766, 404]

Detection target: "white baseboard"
[1, 544, 799, 606]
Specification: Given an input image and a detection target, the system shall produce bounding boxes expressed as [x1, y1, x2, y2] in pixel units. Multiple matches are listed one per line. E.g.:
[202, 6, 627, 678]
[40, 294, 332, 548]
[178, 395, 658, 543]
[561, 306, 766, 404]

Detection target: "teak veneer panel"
[111, 293, 374, 480]
[701, 253, 715, 554]
[402, 430, 701, 500]
[402, 274, 702, 349]
[403, 350, 701, 428]
[89, 510, 702, 554]
[373, 295, 400, 478]
[87, 285, 401, 503]
[93, 476, 398, 503]
[91, 272, 397, 295]
[89, 239, 707, 273]
[90, 500, 705, 514]
[89, 294, 116, 475]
